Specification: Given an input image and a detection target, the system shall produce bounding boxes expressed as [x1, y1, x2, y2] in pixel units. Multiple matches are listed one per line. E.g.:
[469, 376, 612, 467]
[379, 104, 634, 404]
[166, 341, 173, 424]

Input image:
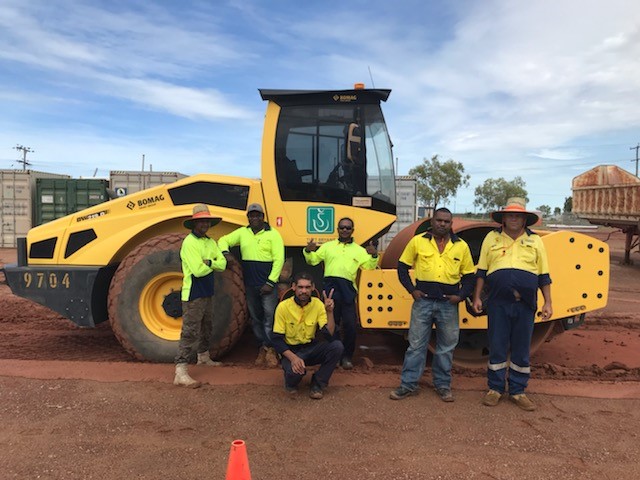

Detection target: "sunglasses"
[338, 225, 353, 230]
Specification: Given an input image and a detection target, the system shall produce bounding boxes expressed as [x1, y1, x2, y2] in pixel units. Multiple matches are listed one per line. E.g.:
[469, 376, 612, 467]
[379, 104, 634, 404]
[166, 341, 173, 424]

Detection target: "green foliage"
[537, 205, 551, 217]
[564, 196, 573, 213]
[473, 177, 528, 212]
[553, 206, 561, 216]
[408, 155, 470, 210]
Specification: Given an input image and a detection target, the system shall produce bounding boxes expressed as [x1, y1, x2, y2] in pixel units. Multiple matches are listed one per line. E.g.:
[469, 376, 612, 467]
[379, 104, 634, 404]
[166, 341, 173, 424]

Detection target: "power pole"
[13, 144, 34, 171]
[631, 143, 640, 177]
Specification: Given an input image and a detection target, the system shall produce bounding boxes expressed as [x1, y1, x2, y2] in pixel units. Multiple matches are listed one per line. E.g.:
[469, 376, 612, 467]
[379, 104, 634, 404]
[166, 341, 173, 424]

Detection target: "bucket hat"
[184, 204, 222, 229]
[491, 197, 539, 227]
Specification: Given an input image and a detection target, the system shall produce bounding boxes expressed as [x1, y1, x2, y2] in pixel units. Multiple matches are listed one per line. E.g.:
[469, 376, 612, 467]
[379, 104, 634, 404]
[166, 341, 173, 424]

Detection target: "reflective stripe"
[488, 361, 508, 371]
[510, 363, 531, 374]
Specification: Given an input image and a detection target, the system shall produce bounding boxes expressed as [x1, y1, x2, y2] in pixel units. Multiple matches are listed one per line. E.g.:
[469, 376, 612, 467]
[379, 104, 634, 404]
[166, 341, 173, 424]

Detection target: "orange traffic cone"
[225, 439, 251, 480]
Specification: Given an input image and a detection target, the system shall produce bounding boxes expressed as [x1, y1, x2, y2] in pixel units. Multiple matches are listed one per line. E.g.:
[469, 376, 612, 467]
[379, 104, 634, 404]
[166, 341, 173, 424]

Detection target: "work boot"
[510, 393, 536, 411]
[255, 347, 267, 366]
[435, 387, 454, 402]
[264, 347, 279, 367]
[389, 386, 418, 400]
[173, 363, 201, 388]
[482, 389, 502, 407]
[197, 351, 222, 366]
[340, 358, 354, 370]
[309, 384, 324, 400]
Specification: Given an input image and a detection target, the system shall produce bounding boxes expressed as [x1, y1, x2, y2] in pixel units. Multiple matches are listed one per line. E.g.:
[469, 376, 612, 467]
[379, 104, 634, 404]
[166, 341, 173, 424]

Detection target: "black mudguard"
[2, 264, 117, 327]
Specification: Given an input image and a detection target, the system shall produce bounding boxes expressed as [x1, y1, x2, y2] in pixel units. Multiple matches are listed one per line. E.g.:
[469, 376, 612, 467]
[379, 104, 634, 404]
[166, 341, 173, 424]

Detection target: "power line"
[13, 144, 34, 171]
[630, 143, 639, 177]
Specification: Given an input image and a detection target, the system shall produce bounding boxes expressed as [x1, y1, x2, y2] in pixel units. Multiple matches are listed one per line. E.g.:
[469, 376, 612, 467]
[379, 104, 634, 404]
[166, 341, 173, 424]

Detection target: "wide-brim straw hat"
[184, 204, 222, 229]
[491, 197, 539, 227]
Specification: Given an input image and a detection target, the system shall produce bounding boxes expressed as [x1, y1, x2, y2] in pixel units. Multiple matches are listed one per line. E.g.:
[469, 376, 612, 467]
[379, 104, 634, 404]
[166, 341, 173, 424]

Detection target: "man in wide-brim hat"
[472, 197, 553, 411]
[174, 204, 226, 388]
[490, 197, 539, 227]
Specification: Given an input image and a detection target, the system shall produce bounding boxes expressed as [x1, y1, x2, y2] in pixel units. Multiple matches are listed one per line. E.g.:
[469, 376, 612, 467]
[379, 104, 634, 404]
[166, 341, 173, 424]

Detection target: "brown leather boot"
[254, 347, 267, 366]
[265, 347, 279, 367]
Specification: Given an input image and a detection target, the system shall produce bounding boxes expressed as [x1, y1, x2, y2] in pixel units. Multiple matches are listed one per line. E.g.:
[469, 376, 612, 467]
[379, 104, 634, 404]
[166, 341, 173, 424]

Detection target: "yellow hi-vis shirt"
[476, 228, 551, 309]
[273, 296, 327, 346]
[399, 233, 475, 285]
[180, 233, 227, 301]
[303, 239, 378, 288]
[218, 223, 284, 287]
[476, 229, 549, 276]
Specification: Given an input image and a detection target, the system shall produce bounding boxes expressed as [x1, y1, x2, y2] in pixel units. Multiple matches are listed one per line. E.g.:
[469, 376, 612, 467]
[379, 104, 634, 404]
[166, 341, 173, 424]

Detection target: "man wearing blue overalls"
[473, 198, 553, 411]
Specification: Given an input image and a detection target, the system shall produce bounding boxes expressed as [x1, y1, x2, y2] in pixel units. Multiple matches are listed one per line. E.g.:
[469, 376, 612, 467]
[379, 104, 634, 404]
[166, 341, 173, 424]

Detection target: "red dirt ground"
[1, 229, 639, 479]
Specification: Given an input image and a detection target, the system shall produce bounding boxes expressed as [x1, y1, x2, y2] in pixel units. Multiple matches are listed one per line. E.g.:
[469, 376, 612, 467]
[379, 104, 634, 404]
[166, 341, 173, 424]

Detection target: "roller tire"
[107, 233, 247, 362]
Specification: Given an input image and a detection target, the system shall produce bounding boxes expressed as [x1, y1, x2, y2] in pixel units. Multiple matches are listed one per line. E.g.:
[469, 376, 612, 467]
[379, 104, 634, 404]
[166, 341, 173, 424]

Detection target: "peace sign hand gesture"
[322, 289, 335, 313]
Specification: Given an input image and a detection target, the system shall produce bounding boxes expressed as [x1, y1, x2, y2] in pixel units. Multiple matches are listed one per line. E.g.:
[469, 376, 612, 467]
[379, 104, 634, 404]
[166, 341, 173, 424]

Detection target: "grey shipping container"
[378, 176, 417, 251]
[35, 178, 110, 226]
[0, 170, 70, 247]
[110, 171, 187, 197]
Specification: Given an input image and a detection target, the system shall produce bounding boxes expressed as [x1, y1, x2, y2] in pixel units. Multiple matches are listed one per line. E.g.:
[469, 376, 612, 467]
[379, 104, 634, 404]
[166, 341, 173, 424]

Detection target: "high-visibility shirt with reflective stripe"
[303, 239, 378, 288]
[218, 223, 284, 287]
[180, 233, 227, 301]
[273, 296, 327, 346]
[399, 233, 475, 292]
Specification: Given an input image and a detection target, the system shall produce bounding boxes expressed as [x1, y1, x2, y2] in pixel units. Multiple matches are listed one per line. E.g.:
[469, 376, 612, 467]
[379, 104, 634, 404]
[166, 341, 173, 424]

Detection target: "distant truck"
[573, 165, 640, 264]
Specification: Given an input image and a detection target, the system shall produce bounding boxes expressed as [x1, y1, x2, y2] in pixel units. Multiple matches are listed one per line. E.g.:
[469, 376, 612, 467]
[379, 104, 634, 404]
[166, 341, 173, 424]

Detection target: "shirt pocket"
[417, 249, 436, 271]
[488, 243, 504, 262]
[302, 317, 318, 340]
[520, 244, 538, 266]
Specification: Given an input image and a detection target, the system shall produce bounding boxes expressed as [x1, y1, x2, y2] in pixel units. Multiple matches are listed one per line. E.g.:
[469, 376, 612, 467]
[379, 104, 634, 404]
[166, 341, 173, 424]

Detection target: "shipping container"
[0, 170, 70, 247]
[35, 178, 110, 226]
[378, 176, 417, 251]
[109, 171, 187, 197]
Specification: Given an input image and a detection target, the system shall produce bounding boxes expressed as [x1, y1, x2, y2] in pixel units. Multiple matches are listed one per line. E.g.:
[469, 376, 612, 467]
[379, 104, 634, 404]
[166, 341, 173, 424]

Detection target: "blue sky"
[1, 0, 639, 213]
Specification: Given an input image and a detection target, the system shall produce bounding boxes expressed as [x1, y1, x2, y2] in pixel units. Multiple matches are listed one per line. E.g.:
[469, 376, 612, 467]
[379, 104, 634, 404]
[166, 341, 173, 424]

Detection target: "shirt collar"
[496, 227, 534, 236]
[294, 296, 311, 307]
[246, 222, 272, 232]
[338, 236, 354, 244]
[421, 232, 460, 243]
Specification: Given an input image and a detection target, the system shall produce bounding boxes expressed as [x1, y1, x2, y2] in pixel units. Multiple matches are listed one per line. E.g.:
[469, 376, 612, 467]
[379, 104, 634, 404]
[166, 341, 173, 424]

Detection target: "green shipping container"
[35, 178, 110, 225]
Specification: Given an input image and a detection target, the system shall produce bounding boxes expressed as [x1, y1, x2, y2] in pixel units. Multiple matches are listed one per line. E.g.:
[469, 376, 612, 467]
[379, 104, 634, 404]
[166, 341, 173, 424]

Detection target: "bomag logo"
[136, 194, 165, 208]
[77, 210, 109, 222]
[332, 94, 357, 103]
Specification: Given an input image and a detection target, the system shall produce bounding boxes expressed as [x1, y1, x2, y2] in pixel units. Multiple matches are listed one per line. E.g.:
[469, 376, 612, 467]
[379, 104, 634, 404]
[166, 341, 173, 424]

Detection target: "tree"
[564, 196, 572, 213]
[473, 177, 528, 212]
[553, 207, 561, 216]
[408, 155, 470, 210]
[537, 205, 551, 217]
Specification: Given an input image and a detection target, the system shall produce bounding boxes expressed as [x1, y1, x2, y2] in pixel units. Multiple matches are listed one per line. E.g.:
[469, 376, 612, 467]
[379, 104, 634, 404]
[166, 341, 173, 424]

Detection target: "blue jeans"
[487, 301, 535, 395]
[400, 298, 459, 391]
[245, 286, 278, 348]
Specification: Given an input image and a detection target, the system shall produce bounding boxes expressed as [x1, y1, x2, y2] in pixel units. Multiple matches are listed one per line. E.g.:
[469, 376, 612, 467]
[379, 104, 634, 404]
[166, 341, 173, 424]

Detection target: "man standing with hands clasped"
[472, 197, 552, 411]
[303, 217, 379, 369]
[390, 208, 475, 402]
